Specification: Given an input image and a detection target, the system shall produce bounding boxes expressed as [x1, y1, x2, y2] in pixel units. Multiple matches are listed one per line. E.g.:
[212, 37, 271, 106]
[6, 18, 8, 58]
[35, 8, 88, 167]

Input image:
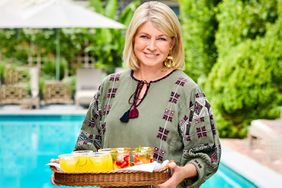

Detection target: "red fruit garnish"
[116, 161, 122, 166]
[124, 155, 129, 162]
[134, 156, 140, 163]
[120, 161, 129, 168]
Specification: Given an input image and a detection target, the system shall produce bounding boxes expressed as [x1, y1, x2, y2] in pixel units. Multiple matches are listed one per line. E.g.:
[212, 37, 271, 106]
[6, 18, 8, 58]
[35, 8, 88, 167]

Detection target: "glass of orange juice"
[98, 148, 117, 168]
[88, 152, 113, 172]
[72, 150, 96, 172]
[72, 150, 93, 155]
[74, 153, 93, 172]
[59, 154, 77, 172]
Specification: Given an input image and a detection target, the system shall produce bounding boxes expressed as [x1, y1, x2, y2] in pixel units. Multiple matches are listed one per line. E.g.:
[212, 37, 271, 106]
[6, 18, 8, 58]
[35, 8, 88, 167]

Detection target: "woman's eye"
[158, 37, 167, 41]
[140, 35, 148, 39]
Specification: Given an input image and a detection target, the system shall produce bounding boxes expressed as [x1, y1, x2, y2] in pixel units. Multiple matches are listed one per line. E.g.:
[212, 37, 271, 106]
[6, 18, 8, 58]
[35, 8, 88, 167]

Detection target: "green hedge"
[0, 0, 140, 77]
[179, 0, 220, 83]
[215, 0, 278, 58]
[0, 61, 5, 84]
[206, 0, 282, 138]
[179, 0, 281, 138]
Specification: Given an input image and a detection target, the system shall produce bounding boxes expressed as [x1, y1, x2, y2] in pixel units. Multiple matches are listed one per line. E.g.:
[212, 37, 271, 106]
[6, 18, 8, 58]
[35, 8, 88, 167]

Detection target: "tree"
[205, 0, 282, 138]
[88, 0, 140, 73]
[179, 0, 220, 84]
[0, 0, 140, 77]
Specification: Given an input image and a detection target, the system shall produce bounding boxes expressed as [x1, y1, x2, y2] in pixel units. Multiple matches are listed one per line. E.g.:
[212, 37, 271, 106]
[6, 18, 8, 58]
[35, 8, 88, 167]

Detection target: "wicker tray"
[51, 166, 171, 187]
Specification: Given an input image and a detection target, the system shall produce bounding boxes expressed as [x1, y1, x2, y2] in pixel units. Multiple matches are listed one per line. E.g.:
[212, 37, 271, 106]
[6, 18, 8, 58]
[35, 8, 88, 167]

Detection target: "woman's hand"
[49, 158, 59, 185]
[50, 172, 56, 185]
[157, 161, 197, 188]
[50, 158, 59, 163]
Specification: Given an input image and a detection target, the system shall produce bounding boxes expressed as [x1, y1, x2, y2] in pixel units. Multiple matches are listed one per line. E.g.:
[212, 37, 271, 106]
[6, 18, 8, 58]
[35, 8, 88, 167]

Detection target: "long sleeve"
[73, 85, 103, 151]
[180, 86, 221, 187]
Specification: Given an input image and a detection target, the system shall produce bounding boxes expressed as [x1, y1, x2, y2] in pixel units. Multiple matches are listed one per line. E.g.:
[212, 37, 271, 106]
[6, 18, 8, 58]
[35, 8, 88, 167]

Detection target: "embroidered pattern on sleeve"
[154, 76, 188, 162]
[76, 130, 101, 150]
[99, 73, 121, 140]
[179, 90, 217, 144]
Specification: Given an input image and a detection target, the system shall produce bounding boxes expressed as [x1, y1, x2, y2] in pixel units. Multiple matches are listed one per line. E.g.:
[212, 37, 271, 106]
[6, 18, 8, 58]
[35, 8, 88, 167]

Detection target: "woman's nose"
[147, 39, 157, 51]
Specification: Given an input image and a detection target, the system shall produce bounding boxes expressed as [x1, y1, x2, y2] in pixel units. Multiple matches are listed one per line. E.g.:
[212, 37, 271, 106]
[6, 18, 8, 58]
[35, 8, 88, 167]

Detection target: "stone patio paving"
[221, 138, 282, 175]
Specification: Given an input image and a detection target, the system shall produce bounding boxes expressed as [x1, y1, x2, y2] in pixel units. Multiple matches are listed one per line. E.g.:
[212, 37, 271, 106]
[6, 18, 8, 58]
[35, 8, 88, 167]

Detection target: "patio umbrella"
[0, 0, 125, 80]
[0, 0, 27, 27]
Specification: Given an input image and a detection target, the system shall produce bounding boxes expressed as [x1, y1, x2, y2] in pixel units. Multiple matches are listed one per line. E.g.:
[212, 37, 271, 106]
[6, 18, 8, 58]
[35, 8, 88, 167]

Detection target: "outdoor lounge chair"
[0, 85, 29, 104]
[43, 80, 73, 105]
[0, 65, 40, 108]
[248, 119, 282, 159]
[75, 68, 104, 107]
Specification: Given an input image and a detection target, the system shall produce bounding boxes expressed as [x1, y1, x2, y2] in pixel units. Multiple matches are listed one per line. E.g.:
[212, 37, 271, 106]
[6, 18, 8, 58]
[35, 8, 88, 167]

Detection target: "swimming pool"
[0, 115, 257, 188]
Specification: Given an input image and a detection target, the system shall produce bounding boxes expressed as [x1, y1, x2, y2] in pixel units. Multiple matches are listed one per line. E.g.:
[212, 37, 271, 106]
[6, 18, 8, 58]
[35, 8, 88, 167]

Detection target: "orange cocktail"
[114, 148, 131, 169]
[132, 147, 154, 165]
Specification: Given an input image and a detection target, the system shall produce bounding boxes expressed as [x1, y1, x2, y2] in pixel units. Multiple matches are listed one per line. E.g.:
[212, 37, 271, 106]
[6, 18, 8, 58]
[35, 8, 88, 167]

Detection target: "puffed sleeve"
[73, 84, 104, 152]
[180, 86, 221, 187]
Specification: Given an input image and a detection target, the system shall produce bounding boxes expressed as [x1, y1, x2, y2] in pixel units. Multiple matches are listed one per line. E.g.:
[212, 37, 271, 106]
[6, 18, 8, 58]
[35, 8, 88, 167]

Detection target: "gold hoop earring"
[164, 53, 175, 68]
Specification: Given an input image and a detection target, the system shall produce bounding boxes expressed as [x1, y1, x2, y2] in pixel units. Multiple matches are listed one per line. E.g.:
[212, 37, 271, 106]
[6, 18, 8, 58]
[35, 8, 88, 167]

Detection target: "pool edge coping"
[221, 145, 282, 188]
[0, 109, 87, 115]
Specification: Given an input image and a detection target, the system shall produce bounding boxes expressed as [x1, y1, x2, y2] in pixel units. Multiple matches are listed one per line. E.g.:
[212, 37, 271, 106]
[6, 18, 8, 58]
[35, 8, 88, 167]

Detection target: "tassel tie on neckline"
[120, 80, 149, 123]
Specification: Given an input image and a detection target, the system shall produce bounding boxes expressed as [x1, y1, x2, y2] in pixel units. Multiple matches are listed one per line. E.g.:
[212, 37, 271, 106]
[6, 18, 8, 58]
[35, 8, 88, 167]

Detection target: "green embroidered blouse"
[74, 70, 221, 188]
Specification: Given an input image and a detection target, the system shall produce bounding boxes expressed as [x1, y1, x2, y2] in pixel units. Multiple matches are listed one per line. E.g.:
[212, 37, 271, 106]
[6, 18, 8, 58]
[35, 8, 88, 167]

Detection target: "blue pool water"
[0, 115, 257, 188]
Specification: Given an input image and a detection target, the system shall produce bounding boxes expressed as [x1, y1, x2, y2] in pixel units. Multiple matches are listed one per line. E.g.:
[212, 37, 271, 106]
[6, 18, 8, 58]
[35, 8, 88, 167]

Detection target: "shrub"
[204, 0, 281, 138]
[0, 61, 5, 84]
[206, 17, 282, 138]
[179, 0, 220, 83]
[215, 0, 278, 58]
[41, 58, 68, 80]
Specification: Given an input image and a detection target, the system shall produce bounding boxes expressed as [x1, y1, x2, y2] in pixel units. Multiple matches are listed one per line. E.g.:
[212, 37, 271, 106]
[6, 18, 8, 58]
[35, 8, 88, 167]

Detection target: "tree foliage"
[0, 0, 140, 78]
[215, 0, 278, 57]
[205, 0, 282, 138]
[179, 0, 220, 83]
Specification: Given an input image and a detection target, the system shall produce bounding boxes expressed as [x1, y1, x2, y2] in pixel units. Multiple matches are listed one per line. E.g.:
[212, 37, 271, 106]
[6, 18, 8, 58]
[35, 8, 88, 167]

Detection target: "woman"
[74, 1, 221, 187]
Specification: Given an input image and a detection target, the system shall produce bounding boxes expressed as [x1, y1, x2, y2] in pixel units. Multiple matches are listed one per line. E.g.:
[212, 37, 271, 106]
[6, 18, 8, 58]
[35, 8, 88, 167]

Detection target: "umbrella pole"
[56, 29, 60, 80]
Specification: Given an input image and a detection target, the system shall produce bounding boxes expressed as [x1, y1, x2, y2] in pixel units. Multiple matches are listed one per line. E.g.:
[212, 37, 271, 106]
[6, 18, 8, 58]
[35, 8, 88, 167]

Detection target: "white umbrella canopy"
[0, 0, 27, 28]
[22, 0, 124, 29]
[0, 0, 124, 29]
[0, 0, 125, 79]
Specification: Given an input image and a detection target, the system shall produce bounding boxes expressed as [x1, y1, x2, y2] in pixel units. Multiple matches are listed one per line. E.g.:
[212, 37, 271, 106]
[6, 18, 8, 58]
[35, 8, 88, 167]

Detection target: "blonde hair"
[123, 1, 184, 70]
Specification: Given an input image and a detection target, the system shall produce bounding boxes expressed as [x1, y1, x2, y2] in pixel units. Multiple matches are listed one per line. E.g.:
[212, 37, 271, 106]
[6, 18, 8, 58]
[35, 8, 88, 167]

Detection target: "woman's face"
[133, 21, 174, 69]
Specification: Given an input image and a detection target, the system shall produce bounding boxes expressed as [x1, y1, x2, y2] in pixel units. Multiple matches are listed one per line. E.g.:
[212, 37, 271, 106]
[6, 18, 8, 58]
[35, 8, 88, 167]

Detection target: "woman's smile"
[143, 52, 159, 58]
[134, 21, 173, 69]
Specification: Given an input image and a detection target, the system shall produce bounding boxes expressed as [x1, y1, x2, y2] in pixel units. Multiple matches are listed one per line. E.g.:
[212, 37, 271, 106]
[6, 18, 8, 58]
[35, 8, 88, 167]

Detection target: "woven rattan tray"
[51, 166, 171, 187]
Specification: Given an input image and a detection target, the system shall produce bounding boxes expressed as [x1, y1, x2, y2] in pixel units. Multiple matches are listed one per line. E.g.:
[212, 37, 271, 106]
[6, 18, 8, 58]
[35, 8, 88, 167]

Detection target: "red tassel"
[129, 106, 139, 118]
